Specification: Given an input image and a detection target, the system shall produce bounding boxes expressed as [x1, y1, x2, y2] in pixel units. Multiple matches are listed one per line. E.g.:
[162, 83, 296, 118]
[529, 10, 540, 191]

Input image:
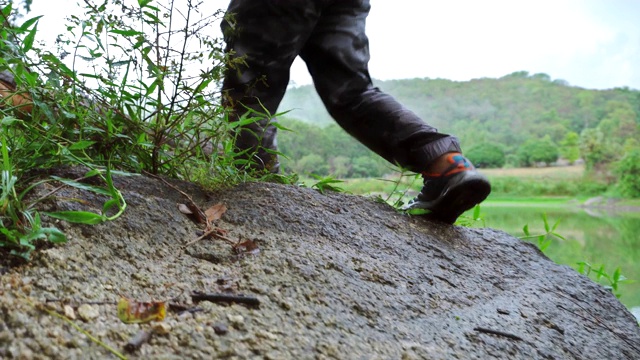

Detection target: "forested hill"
[278, 71, 640, 154]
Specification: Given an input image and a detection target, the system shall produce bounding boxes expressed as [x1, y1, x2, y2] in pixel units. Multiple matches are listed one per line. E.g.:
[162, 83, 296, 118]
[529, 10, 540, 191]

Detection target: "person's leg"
[299, 0, 460, 173]
[221, 1, 323, 173]
[300, 0, 490, 223]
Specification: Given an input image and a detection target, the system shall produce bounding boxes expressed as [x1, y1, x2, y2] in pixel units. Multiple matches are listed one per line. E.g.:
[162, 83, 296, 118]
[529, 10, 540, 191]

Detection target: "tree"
[324, 124, 371, 159]
[579, 128, 615, 171]
[531, 73, 551, 82]
[465, 143, 505, 168]
[597, 101, 639, 149]
[329, 156, 351, 178]
[295, 154, 328, 176]
[503, 71, 529, 79]
[614, 149, 640, 198]
[352, 156, 384, 178]
[559, 132, 580, 163]
[535, 110, 569, 143]
[517, 136, 558, 166]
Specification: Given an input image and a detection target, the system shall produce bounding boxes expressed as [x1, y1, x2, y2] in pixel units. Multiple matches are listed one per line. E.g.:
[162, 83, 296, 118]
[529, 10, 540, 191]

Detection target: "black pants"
[221, 0, 461, 173]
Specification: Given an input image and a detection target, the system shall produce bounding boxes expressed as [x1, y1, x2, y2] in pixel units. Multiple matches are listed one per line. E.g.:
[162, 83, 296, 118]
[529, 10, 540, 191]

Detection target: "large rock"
[1, 168, 639, 359]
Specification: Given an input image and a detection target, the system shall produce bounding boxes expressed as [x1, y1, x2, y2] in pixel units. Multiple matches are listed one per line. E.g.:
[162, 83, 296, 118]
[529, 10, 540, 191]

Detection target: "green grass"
[0, 2, 275, 260]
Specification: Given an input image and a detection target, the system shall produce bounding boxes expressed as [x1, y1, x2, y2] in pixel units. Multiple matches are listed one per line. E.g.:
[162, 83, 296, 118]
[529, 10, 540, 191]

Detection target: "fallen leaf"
[205, 203, 227, 224]
[233, 239, 260, 255]
[117, 298, 167, 324]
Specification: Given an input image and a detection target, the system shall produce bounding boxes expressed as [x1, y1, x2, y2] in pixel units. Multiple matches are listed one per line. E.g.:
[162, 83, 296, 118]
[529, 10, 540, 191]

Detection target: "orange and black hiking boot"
[404, 154, 491, 224]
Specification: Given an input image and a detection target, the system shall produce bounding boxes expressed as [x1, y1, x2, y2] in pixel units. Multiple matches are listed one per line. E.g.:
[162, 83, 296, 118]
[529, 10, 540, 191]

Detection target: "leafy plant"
[0, 1, 278, 260]
[1, 115, 131, 259]
[43, 168, 128, 225]
[375, 168, 420, 210]
[454, 204, 485, 227]
[614, 148, 640, 198]
[520, 213, 565, 251]
[0, 124, 65, 259]
[520, 213, 634, 299]
[310, 174, 345, 194]
[577, 262, 634, 299]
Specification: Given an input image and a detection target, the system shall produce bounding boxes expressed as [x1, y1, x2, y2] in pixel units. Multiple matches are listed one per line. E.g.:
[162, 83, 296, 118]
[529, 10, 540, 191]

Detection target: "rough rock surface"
[1, 168, 639, 359]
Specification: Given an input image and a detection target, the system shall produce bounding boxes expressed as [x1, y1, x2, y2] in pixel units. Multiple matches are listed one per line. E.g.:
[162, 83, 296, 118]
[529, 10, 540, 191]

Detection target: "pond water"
[477, 204, 640, 321]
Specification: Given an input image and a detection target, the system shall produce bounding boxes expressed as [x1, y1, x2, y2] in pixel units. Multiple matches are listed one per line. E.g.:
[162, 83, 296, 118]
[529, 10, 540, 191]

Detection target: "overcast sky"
[29, 0, 640, 90]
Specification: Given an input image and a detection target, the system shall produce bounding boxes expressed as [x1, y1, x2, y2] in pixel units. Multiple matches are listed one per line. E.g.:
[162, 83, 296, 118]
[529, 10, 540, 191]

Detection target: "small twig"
[124, 330, 153, 353]
[191, 292, 260, 308]
[144, 171, 235, 248]
[473, 327, 523, 341]
[144, 170, 211, 225]
[142, 170, 197, 203]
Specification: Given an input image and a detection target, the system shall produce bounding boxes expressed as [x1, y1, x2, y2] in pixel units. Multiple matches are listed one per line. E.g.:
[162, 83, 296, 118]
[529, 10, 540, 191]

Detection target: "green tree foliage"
[296, 154, 328, 176]
[517, 136, 559, 166]
[277, 119, 327, 161]
[614, 149, 640, 198]
[579, 128, 615, 171]
[560, 132, 581, 163]
[623, 138, 639, 154]
[278, 118, 388, 178]
[351, 156, 387, 178]
[330, 156, 350, 178]
[597, 101, 639, 149]
[465, 143, 505, 168]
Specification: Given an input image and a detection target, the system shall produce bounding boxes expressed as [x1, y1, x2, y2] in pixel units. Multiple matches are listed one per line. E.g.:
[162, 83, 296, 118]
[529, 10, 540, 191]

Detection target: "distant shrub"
[614, 149, 640, 198]
[466, 143, 505, 168]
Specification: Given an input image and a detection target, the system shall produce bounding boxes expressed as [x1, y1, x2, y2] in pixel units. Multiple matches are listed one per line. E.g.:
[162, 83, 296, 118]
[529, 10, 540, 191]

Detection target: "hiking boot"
[404, 153, 491, 224]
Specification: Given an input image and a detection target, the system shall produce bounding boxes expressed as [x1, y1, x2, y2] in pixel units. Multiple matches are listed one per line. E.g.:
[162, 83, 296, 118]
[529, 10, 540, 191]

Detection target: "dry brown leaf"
[233, 239, 260, 255]
[205, 203, 227, 224]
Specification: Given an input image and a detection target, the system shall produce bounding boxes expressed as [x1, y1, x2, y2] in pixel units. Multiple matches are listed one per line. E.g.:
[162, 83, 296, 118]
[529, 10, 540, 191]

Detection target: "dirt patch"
[1, 167, 639, 359]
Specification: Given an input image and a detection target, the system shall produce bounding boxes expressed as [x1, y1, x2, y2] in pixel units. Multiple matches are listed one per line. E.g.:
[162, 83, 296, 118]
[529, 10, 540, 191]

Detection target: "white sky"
[28, 0, 640, 90]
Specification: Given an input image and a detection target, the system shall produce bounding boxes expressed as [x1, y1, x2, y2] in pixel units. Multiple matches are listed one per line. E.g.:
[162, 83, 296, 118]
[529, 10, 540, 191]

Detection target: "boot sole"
[405, 172, 491, 224]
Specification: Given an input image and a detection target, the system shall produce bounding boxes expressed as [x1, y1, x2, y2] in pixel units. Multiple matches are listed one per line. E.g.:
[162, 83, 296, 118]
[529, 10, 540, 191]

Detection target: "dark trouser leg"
[221, 1, 328, 173]
[300, 0, 461, 173]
